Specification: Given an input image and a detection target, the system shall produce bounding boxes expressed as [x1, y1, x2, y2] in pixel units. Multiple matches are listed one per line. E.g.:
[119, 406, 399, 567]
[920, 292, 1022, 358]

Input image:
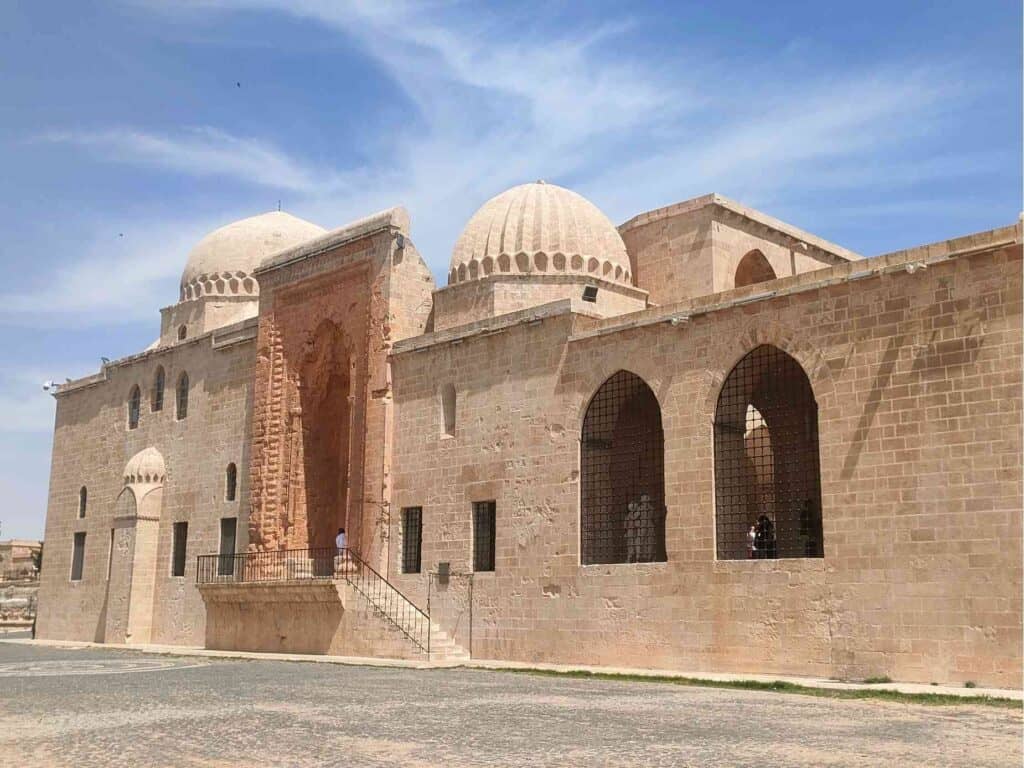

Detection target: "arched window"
[151, 366, 165, 412]
[176, 372, 189, 420]
[441, 383, 456, 437]
[78, 486, 87, 519]
[735, 249, 777, 288]
[714, 345, 823, 560]
[177, 324, 187, 341]
[225, 463, 237, 502]
[580, 371, 666, 565]
[127, 385, 141, 430]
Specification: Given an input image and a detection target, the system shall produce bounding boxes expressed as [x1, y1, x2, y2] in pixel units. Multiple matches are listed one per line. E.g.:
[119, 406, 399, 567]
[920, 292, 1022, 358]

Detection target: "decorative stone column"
[104, 447, 165, 644]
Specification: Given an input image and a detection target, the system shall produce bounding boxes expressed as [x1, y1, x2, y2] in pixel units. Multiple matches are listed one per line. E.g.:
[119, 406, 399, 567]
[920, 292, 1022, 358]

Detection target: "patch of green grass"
[487, 667, 1022, 709]
[863, 675, 893, 684]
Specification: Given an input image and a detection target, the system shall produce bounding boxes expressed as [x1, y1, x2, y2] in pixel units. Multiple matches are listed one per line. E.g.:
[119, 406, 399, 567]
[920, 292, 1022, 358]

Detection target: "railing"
[196, 547, 430, 653]
[196, 547, 340, 583]
[344, 548, 429, 652]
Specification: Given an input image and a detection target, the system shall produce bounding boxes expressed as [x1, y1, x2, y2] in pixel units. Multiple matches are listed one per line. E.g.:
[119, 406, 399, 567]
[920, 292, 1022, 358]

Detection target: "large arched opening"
[580, 370, 666, 565]
[714, 345, 823, 559]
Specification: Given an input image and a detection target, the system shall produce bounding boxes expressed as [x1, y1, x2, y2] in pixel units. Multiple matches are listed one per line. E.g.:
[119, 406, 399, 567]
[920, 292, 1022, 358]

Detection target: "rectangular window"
[218, 517, 237, 576]
[70, 532, 86, 581]
[171, 521, 188, 578]
[472, 500, 496, 572]
[401, 507, 423, 574]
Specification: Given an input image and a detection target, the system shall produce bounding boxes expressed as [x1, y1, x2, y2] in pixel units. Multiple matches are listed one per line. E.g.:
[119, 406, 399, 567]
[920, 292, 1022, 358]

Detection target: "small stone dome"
[124, 447, 166, 486]
[180, 211, 326, 301]
[449, 182, 632, 286]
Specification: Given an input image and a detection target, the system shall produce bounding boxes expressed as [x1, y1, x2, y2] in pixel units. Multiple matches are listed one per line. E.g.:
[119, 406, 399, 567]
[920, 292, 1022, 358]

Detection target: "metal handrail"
[196, 547, 430, 653]
[342, 548, 429, 652]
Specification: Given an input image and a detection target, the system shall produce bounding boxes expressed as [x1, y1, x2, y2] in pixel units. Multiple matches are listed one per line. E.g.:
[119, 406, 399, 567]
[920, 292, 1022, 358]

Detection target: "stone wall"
[389, 229, 1022, 687]
[36, 320, 256, 645]
[200, 581, 422, 658]
[249, 210, 433, 568]
[619, 195, 846, 305]
[433, 274, 648, 331]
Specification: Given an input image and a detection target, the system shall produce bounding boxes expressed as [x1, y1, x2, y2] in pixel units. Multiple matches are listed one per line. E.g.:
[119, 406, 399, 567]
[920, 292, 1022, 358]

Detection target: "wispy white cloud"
[0, 213, 220, 327]
[0, 367, 61, 434]
[15, 1, 999, 325]
[38, 126, 337, 192]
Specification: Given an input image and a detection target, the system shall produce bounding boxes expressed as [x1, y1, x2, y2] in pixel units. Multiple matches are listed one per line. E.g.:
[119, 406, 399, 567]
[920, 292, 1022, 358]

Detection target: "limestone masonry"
[36, 182, 1022, 687]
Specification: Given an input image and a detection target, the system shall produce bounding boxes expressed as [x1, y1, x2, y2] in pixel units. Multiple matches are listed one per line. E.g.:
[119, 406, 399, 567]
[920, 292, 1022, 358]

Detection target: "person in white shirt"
[334, 527, 348, 575]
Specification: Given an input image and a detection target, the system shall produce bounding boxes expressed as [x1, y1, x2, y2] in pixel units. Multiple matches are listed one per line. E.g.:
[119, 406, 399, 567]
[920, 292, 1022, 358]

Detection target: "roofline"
[618, 193, 861, 265]
[256, 206, 410, 276]
[50, 316, 258, 398]
[572, 220, 1021, 343]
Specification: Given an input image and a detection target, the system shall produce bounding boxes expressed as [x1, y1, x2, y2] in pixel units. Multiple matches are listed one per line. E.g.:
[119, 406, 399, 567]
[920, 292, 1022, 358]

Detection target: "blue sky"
[0, 1, 1020, 539]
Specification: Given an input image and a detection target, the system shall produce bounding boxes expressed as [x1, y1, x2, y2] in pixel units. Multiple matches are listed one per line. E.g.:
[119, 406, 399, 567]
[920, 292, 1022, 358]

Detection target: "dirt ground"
[0, 642, 1020, 767]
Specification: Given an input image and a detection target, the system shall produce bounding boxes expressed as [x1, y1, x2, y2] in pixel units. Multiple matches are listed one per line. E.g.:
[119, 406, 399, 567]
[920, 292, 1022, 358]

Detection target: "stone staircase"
[339, 551, 469, 663]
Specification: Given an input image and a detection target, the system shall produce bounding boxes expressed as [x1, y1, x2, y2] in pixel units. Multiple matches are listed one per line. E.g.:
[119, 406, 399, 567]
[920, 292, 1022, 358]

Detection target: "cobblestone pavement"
[0, 643, 1020, 767]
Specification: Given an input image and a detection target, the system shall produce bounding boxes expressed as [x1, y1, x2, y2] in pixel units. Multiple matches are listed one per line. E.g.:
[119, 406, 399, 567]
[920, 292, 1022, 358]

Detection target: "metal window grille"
[128, 386, 141, 430]
[225, 463, 237, 502]
[70, 532, 86, 581]
[714, 345, 824, 560]
[171, 521, 188, 577]
[152, 367, 165, 412]
[176, 373, 189, 420]
[472, 501, 496, 572]
[402, 507, 423, 574]
[581, 370, 667, 565]
[217, 518, 237, 576]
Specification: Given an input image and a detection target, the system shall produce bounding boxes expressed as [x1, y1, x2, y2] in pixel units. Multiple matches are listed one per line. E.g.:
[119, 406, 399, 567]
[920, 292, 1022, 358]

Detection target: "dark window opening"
[218, 517, 237, 576]
[152, 366, 165, 412]
[714, 345, 824, 560]
[580, 370, 667, 565]
[177, 324, 187, 341]
[176, 372, 189, 420]
[78, 486, 87, 519]
[441, 383, 456, 437]
[472, 501, 496, 572]
[171, 521, 188, 577]
[402, 507, 423, 574]
[225, 463, 237, 502]
[71, 532, 86, 581]
[128, 385, 141, 430]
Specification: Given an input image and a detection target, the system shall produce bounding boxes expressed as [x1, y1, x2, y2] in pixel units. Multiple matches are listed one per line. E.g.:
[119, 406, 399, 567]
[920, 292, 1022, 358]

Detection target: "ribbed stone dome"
[123, 447, 166, 486]
[449, 182, 631, 286]
[180, 211, 326, 301]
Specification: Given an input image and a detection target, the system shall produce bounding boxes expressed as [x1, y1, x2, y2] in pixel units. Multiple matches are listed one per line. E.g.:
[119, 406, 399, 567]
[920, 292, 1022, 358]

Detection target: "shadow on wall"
[299, 319, 354, 552]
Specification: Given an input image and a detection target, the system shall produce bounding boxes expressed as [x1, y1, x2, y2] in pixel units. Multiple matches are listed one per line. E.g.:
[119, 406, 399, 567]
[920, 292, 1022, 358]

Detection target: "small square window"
[402, 507, 423, 574]
[472, 501, 496, 572]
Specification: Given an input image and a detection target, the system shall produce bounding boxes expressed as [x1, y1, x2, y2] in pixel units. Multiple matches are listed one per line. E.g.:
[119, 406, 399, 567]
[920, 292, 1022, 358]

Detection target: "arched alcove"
[713, 345, 823, 559]
[580, 370, 666, 564]
[735, 250, 777, 288]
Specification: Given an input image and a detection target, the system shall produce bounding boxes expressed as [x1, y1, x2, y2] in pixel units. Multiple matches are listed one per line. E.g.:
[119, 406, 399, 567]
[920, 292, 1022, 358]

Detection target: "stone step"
[341, 578, 469, 662]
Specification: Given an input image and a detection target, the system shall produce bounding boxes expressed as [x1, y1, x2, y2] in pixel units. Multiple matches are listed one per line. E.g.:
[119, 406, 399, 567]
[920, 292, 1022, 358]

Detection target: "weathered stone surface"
[34, 188, 1023, 689]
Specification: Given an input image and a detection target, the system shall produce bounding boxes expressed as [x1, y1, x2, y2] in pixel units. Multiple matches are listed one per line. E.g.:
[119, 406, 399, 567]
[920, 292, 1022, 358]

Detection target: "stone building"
[36, 182, 1022, 687]
[0, 539, 41, 581]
